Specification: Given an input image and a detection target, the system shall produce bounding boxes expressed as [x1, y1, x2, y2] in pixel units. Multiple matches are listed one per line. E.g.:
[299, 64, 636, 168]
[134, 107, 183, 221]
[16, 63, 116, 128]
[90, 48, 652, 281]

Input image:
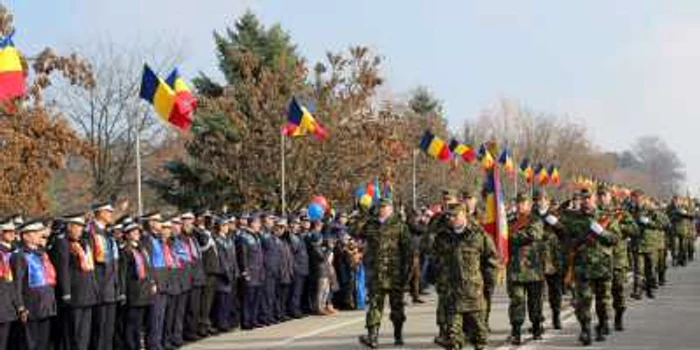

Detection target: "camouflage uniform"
[359, 211, 411, 347]
[434, 214, 498, 350]
[629, 204, 665, 298]
[562, 206, 617, 344]
[667, 201, 695, 266]
[430, 211, 454, 346]
[537, 207, 565, 330]
[655, 209, 671, 286]
[507, 213, 545, 343]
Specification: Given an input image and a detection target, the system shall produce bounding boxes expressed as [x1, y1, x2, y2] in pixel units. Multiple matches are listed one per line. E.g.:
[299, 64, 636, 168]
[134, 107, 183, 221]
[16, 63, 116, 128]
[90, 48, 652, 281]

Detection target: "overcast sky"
[8, 0, 700, 191]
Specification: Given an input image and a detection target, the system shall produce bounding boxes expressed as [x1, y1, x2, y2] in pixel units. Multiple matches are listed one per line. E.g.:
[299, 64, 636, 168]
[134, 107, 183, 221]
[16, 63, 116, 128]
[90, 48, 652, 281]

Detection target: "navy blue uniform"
[181, 232, 204, 341]
[145, 234, 172, 350]
[197, 227, 218, 336]
[285, 233, 309, 318]
[260, 231, 281, 324]
[87, 222, 121, 350]
[211, 234, 239, 331]
[237, 229, 264, 329]
[119, 241, 156, 350]
[0, 243, 19, 350]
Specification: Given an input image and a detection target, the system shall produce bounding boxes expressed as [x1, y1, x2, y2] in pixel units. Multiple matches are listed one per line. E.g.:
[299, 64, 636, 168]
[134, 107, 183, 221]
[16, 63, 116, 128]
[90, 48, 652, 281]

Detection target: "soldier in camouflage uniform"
[628, 191, 665, 299]
[434, 203, 498, 350]
[358, 198, 412, 349]
[431, 190, 460, 347]
[597, 186, 638, 332]
[533, 190, 565, 330]
[561, 189, 617, 345]
[507, 193, 546, 345]
[667, 196, 695, 267]
[653, 202, 671, 286]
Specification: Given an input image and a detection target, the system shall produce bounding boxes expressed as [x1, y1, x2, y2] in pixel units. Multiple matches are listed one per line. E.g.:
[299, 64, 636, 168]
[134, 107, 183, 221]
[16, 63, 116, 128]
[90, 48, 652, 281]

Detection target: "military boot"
[434, 325, 449, 347]
[646, 286, 656, 299]
[359, 327, 379, 349]
[552, 310, 562, 330]
[600, 320, 610, 336]
[393, 322, 404, 346]
[614, 308, 625, 331]
[533, 323, 544, 340]
[595, 324, 606, 342]
[509, 325, 522, 345]
[579, 324, 592, 346]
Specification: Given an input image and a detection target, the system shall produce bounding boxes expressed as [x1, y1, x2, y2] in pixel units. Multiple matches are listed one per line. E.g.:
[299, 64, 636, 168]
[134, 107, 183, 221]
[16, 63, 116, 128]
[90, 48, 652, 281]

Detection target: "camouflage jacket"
[535, 208, 564, 275]
[599, 204, 638, 270]
[507, 213, 545, 282]
[433, 218, 498, 312]
[562, 208, 617, 280]
[362, 214, 411, 291]
[629, 205, 666, 253]
[667, 203, 695, 239]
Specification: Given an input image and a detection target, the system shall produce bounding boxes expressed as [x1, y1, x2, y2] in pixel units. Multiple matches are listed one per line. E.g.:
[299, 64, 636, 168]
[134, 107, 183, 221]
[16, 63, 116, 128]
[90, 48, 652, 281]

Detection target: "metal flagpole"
[135, 114, 144, 216]
[281, 132, 286, 214]
[412, 149, 417, 210]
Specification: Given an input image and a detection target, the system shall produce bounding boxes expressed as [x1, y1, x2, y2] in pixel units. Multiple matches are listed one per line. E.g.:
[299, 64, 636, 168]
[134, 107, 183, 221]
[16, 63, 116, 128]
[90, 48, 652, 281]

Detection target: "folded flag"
[281, 97, 328, 139]
[449, 139, 477, 163]
[419, 131, 451, 161]
[0, 31, 25, 103]
[140, 64, 194, 131]
[520, 158, 534, 184]
[498, 148, 515, 176]
[549, 165, 561, 186]
[535, 163, 549, 186]
[477, 144, 495, 170]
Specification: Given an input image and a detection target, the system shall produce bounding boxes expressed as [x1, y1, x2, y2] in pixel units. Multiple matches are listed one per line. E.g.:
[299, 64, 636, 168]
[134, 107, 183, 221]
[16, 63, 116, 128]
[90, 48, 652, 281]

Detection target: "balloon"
[359, 194, 373, 209]
[354, 187, 366, 198]
[308, 202, 325, 221]
[312, 195, 329, 211]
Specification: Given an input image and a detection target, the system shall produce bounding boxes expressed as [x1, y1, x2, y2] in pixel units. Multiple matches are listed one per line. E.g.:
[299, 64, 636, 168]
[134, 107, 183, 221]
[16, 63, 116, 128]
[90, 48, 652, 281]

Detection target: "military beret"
[378, 198, 393, 207]
[515, 192, 530, 203]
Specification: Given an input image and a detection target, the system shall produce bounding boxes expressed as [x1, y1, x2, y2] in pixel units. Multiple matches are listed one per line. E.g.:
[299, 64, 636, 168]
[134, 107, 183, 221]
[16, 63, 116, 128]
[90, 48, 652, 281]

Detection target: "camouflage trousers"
[507, 281, 544, 328]
[658, 248, 668, 284]
[448, 311, 488, 350]
[365, 287, 405, 328]
[686, 235, 696, 261]
[634, 251, 658, 292]
[545, 273, 563, 314]
[612, 268, 627, 311]
[483, 283, 494, 327]
[573, 277, 611, 326]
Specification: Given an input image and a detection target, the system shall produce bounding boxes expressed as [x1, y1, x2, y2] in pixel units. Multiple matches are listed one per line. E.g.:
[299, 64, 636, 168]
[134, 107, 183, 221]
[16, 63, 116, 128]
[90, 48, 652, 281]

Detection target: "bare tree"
[630, 135, 685, 197]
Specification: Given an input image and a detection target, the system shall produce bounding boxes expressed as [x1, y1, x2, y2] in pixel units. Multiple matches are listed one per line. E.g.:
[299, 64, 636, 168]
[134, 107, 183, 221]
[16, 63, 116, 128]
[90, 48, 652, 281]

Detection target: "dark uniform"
[170, 233, 194, 346]
[285, 226, 309, 318]
[145, 233, 172, 350]
[0, 241, 20, 350]
[260, 229, 281, 325]
[119, 238, 156, 350]
[163, 234, 186, 349]
[12, 243, 58, 350]
[536, 206, 565, 330]
[87, 221, 121, 350]
[211, 229, 239, 331]
[182, 225, 205, 341]
[53, 233, 99, 350]
[196, 224, 218, 336]
[237, 227, 265, 330]
[278, 225, 295, 322]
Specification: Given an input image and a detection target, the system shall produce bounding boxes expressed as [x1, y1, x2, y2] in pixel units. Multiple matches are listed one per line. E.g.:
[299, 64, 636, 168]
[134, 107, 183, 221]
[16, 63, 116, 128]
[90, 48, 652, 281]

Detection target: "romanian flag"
[140, 64, 195, 131]
[282, 97, 328, 139]
[0, 251, 12, 281]
[482, 164, 509, 265]
[165, 68, 198, 112]
[449, 139, 477, 163]
[419, 131, 451, 161]
[0, 31, 25, 103]
[535, 164, 549, 186]
[498, 148, 515, 176]
[477, 144, 495, 170]
[520, 158, 534, 183]
[549, 165, 561, 186]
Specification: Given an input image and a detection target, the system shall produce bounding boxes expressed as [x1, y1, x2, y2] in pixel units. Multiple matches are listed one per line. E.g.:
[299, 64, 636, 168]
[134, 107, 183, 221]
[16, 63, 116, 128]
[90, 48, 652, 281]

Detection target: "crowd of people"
[0, 186, 697, 350]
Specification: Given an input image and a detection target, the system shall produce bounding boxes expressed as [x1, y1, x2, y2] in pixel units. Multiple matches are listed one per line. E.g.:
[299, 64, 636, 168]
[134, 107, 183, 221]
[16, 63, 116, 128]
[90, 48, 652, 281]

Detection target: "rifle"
[563, 214, 611, 288]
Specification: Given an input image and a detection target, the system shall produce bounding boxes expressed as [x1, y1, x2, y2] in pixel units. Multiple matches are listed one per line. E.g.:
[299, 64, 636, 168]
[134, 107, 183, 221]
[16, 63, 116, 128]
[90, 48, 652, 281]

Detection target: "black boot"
[434, 325, 449, 347]
[552, 311, 562, 330]
[595, 324, 606, 342]
[533, 323, 544, 340]
[510, 325, 522, 345]
[359, 327, 379, 349]
[601, 320, 610, 336]
[393, 323, 404, 346]
[579, 324, 592, 346]
[614, 309, 625, 331]
[646, 287, 656, 299]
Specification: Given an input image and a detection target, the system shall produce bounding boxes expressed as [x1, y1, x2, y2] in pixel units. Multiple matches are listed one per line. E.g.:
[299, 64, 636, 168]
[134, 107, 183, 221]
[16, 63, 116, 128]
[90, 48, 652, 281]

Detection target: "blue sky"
[8, 0, 700, 190]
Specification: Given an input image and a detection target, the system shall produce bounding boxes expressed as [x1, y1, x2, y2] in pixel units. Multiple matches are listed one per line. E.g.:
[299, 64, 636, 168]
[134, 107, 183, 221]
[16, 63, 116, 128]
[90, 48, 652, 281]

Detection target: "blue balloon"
[354, 186, 366, 198]
[308, 202, 325, 221]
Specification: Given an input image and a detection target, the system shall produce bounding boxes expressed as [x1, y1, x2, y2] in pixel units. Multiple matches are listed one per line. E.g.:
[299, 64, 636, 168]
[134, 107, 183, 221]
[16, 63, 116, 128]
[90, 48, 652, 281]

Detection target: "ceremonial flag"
[140, 64, 194, 131]
[0, 31, 25, 103]
[281, 97, 328, 139]
[482, 165, 509, 265]
[520, 158, 534, 184]
[419, 131, 451, 161]
[477, 144, 495, 170]
[535, 164, 549, 186]
[549, 165, 561, 186]
[498, 148, 515, 176]
[166, 68, 198, 111]
[449, 139, 477, 163]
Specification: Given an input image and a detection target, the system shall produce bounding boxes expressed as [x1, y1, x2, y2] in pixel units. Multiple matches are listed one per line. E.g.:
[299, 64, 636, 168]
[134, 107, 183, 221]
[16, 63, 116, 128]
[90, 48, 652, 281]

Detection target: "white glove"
[545, 215, 559, 225]
[639, 216, 650, 225]
[590, 221, 604, 235]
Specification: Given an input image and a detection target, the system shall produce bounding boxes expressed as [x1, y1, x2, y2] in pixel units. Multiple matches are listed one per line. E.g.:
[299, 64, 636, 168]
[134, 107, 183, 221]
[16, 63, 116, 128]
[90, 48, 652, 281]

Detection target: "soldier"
[87, 202, 121, 350]
[211, 216, 239, 332]
[685, 197, 697, 262]
[407, 209, 427, 304]
[12, 220, 57, 350]
[194, 212, 218, 336]
[119, 221, 157, 350]
[53, 213, 99, 350]
[507, 193, 545, 345]
[180, 212, 205, 342]
[358, 198, 411, 349]
[161, 219, 183, 350]
[142, 212, 170, 350]
[628, 191, 664, 299]
[238, 213, 265, 330]
[276, 218, 295, 322]
[0, 217, 20, 350]
[259, 214, 282, 325]
[167, 216, 191, 348]
[431, 189, 460, 347]
[438, 203, 498, 350]
[285, 216, 309, 319]
[652, 202, 671, 286]
[667, 196, 694, 267]
[561, 189, 617, 345]
[533, 190, 565, 330]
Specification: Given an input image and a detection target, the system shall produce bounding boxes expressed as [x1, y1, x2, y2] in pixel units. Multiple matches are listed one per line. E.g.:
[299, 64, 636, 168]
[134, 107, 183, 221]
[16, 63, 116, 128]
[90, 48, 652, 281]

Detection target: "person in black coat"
[276, 219, 294, 322]
[0, 217, 21, 350]
[161, 219, 183, 350]
[260, 214, 281, 325]
[284, 217, 308, 319]
[142, 212, 170, 350]
[180, 212, 205, 342]
[12, 220, 57, 350]
[119, 222, 157, 350]
[237, 214, 265, 330]
[53, 214, 99, 350]
[168, 216, 192, 348]
[211, 217, 239, 332]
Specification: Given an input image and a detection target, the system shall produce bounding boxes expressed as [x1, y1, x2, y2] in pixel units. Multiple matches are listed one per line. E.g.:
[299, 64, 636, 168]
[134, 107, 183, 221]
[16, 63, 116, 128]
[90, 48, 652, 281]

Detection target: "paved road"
[185, 253, 700, 350]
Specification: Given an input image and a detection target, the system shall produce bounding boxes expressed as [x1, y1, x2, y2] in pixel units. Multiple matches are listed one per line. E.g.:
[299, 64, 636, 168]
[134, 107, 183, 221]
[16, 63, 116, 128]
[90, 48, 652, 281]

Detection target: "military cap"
[0, 217, 14, 231]
[123, 222, 140, 232]
[11, 214, 23, 226]
[91, 201, 114, 213]
[161, 220, 173, 229]
[579, 188, 593, 198]
[276, 218, 288, 226]
[378, 197, 393, 207]
[515, 192, 530, 203]
[19, 219, 46, 233]
[533, 189, 547, 201]
[63, 212, 87, 227]
[290, 216, 301, 224]
[115, 214, 131, 226]
[446, 203, 467, 215]
[239, 213, 250, 220]
[249, 212, 262, 221]
[171, 216, 183, 225]
[142, 211, 163, 222]
[180, 212, 195, 220]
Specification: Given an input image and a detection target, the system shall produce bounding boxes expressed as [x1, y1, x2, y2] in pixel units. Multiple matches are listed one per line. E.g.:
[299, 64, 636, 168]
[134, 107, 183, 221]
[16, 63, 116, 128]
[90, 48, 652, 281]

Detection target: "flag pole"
[134, 113, 144, 216]
[412, 149, 418, 210]
[281, 132, 287, 214]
